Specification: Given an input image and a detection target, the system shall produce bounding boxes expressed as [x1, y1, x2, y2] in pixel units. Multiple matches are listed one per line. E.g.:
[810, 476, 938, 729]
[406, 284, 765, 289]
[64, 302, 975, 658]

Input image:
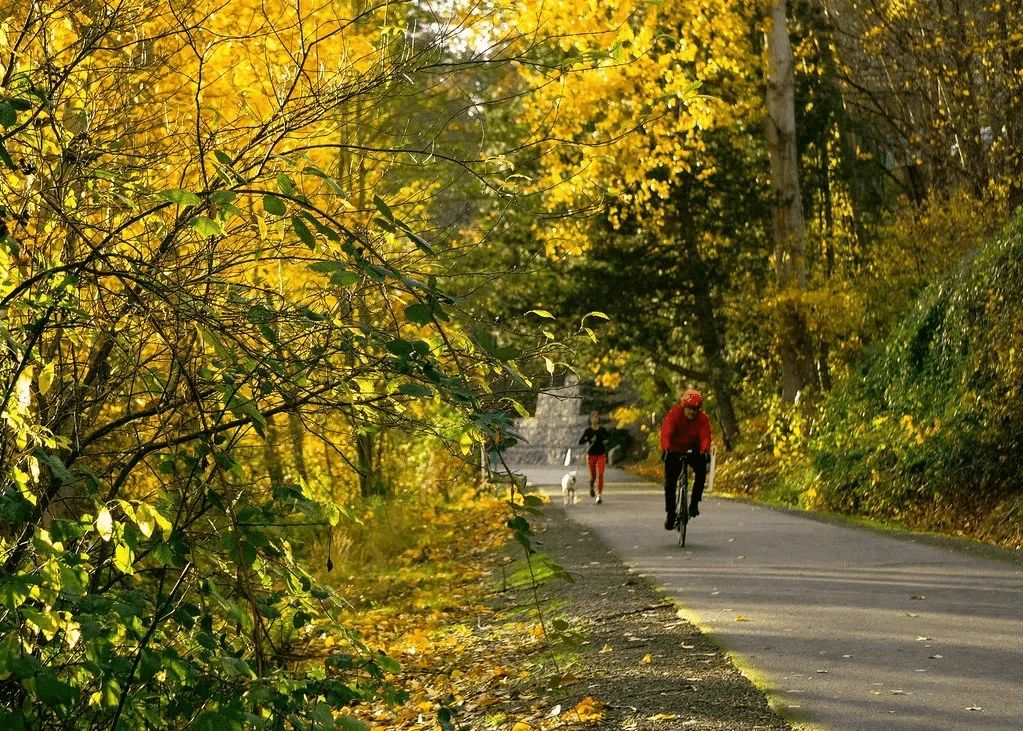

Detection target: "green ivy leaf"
[101, 677, 121, 708]
[151, 542, 175, 566]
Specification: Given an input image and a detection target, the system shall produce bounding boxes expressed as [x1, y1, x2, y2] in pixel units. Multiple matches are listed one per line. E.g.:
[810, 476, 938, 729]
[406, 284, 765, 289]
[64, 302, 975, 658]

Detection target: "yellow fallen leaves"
[322, 492, 607, 730]
[504, 696, 607, 731]
[571, 696, 607, 722]
[641, 653, 653, 664]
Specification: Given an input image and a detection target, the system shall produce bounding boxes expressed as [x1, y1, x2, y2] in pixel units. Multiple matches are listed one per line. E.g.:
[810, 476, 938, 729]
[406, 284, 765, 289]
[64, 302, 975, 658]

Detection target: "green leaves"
[95, 507, 114, 541]
[28, 673, 79, 716]
[113, 541, 134, 575]
[506, 515, 535, 554]
[404, 302, 433, 325]
[0, 140, 13, 169]
[472, 329, 519, 361]
[0, 101, 17, 128]
[262, 194, 286, 215]
[158, 188, 202, 206]
[397, 383, 433, 397]
[291, 216, 317, 249]
[0, 575, 33, 611]
[190, 216, 222, 237]
[373, 194, 435, 254]
[33, 449, 72, 483]
[309, 261, 359, 286]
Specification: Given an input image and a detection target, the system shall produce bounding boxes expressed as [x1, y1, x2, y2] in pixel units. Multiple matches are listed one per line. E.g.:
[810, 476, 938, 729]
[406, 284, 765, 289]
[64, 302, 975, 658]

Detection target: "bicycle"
[674, 453, 690, 547]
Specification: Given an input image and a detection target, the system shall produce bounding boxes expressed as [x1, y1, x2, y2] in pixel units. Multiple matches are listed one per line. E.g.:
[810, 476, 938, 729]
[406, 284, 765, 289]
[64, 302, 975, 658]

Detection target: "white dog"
[561, 470, 577, 505]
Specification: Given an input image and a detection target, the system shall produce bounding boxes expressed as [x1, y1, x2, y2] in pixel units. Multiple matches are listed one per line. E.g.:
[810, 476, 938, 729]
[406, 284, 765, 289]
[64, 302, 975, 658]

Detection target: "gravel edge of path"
[525, 504, 799, 731]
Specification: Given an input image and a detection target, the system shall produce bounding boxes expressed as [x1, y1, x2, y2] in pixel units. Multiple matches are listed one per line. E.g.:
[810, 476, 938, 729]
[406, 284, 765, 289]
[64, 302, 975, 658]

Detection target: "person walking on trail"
[578, 411, 610, 504]
[660, 390, 713, 529]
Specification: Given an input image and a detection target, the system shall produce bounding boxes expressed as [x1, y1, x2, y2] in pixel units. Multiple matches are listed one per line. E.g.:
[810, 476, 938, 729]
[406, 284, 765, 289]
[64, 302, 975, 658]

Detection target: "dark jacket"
[579, 427, 609, 456]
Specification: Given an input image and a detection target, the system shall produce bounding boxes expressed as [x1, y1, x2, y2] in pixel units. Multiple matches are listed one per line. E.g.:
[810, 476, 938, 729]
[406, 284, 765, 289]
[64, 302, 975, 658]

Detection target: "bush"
[809, 214, 1023, 524]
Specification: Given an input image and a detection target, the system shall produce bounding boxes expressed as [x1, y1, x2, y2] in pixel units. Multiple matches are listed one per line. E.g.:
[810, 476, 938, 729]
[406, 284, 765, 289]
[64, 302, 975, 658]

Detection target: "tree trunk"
[673, 189, 741, 449]
[357, 432, 385, 498]
[686, 249, 740, 450]
[765, 0, 817, 402]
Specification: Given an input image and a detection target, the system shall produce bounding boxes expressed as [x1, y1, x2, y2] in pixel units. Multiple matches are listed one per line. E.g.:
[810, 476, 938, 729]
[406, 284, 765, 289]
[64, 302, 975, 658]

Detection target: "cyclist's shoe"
[595, 495, 602, 504]
[664, 513, 675, 530]
[688, 504, 700, 518]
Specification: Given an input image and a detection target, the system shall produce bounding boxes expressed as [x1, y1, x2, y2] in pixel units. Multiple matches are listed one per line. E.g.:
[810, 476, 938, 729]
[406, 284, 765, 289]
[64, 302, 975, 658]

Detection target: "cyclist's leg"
[595, 455, 606, 495]
[688, 453, 707, 516]
[587, 454, 598, 496]
[663, 453, 683, 528]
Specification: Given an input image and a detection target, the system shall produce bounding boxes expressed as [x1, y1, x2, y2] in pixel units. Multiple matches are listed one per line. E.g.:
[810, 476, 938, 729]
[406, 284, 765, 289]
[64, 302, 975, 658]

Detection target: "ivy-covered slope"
[809, 214, 1023, 545]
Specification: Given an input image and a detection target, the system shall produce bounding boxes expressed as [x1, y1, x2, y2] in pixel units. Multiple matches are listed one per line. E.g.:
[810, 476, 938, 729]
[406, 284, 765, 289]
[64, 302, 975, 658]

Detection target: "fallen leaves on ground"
[305, 490, 607, 729]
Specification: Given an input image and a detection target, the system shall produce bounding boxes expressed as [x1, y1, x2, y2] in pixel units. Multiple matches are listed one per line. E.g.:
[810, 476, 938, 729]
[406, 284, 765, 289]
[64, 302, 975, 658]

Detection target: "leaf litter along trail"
[342, 491, 791, 730]
[513, 509, 793, 731]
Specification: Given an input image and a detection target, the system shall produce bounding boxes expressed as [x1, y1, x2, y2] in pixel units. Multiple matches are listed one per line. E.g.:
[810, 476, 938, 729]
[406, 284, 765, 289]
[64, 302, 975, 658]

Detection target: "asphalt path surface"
[514, 466, 1023, 730]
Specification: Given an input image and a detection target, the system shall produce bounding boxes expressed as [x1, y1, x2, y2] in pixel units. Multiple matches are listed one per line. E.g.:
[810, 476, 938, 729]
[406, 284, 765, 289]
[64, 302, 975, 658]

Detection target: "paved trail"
[517, 467, 1023, 730]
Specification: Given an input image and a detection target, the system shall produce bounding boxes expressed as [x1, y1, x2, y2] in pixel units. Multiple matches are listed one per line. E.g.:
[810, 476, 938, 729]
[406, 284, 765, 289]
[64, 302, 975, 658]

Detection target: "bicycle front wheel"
[676, 470, 688, 548]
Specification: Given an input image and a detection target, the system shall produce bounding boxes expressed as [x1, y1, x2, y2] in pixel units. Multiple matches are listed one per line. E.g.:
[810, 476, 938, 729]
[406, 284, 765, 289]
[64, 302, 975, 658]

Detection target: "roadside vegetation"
[3, 0, 1022, 727]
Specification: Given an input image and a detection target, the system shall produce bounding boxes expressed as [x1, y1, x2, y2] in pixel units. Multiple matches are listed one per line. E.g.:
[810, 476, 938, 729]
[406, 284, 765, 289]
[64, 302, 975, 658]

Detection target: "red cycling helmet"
[681, 390, 703, 409]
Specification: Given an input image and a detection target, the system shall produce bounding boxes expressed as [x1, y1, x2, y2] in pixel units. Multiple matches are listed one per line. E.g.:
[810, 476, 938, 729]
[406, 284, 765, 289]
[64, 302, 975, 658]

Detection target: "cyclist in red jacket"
[660, 389, 712, 529]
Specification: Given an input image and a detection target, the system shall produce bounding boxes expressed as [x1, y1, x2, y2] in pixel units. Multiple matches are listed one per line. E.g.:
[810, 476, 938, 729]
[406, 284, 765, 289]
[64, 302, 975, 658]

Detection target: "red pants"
[587, 454, 607, 493]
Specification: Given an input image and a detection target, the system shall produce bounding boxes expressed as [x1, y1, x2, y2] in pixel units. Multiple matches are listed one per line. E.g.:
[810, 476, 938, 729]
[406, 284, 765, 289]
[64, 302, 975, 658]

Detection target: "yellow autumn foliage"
[508, 0, 763, 255]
